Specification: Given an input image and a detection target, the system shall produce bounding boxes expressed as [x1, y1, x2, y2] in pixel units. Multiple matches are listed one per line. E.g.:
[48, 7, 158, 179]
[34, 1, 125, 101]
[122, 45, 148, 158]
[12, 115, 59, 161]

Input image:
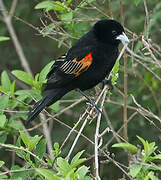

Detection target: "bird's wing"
[59, 52, 93, 77]
[43, 51, 93, 90]
[46, 54, 66, 79]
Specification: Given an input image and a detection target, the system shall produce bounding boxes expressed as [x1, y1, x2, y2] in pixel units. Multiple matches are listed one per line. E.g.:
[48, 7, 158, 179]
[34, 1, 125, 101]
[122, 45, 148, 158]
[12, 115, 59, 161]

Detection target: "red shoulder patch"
[73, 52, 93, 77]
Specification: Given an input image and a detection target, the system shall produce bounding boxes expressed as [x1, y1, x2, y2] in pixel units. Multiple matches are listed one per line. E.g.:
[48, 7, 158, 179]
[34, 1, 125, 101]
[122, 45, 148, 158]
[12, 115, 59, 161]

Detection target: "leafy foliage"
[0, 132, 92, 179]
[112, 136, 161, 179]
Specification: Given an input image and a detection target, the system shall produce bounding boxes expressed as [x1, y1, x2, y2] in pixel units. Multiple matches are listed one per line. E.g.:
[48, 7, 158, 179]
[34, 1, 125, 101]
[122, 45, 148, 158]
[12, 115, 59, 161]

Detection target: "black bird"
[27, 19, 129, 124]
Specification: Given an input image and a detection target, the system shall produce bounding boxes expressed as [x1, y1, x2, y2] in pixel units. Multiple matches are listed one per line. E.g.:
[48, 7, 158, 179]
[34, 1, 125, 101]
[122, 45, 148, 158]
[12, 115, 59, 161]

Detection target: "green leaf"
[67, 0, 72, 6]
[35, 1, 55, 11]
[10, 81, 15, 97]
[54, 142, 59, 150]
[8, 120, 23, 130]
[0, 95, 9, 114]
[153, 154, 161, 160]
[1, 71, 11, 91]
[76, 165, 89, 178]
[134, 0, 141, 6]
[20, 131, 30, 148]
[53, 142, 61, 157]
[52, 1, 67, 12]
[0, 115, 7, 128]
[57, 157, 71, 176]
[112, 143, 138, 153]
[137, 136, 148, 155]
[49, 101, 60, 113]
[36, 169, 60, 180]
[46, 157, 52, 166]
[35, 1, 67, 12]
[0, 131, 8, 144]
[60, 12, 73, 21]
[35, 138, 47, 159]
[9, 112, 27, 122]
[71, 150, 85, 167]
[0, 36, 10, 42]
[112, 60, 119, 74]
[15, 89, 41, 100]
[12, 70, 33, 86]
[129, 165, 142, 178]
[42, 23, 55, 37]
[28, 135, 42, 152]
[39, 61, 55, 82]
[111, 60, 119, 86]
[137, 136, 157, 161]
[15, 137, 26, 159]
[147, 171, 159, 180]
[10, 165, 28, 180]
[0, 161, 5, 168]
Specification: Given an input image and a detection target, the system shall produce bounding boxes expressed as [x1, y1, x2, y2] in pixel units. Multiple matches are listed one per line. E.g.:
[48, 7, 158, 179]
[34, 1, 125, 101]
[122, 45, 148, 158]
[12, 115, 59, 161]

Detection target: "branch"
[40, 113, 54, 160]
[119, 1, 129, 162]
[0, 168, 35, 177]
[26, 97, 86, 131]
[143, 0, 149, 39]
[9, 0, 18, 18]
[95, 86, 108, 180]
[66, 86, 108, 161]
[0, 143, 48, 167]
[0, 0, 33, 77]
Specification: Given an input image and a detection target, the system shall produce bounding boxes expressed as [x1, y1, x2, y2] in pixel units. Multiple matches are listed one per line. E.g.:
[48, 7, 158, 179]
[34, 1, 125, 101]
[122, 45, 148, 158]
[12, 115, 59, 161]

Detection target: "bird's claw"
[76, 89, 103, 115]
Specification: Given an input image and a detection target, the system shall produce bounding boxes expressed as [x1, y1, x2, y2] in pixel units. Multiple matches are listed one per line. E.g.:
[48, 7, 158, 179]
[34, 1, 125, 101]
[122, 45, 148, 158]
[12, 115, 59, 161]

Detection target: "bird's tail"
[26, 88, 70, 124]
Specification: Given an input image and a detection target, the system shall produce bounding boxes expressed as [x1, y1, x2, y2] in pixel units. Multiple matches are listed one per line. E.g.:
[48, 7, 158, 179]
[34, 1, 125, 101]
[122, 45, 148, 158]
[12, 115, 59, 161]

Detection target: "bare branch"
[0, 143, 48, 167]
[40, 113, 54, 160]
[9, 0, 18, 18]
[143, 0, 149, 39]
[95, 86, 108, 180]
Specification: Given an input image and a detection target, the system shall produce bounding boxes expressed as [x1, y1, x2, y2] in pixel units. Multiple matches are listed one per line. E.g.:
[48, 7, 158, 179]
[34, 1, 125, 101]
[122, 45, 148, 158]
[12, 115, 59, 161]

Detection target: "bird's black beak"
[116, 32, 129, 44]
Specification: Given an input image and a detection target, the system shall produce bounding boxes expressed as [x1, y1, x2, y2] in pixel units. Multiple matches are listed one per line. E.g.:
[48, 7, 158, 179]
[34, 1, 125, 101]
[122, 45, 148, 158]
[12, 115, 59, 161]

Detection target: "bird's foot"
[102, 79, 113, 90]
[76, 89, 103, 115]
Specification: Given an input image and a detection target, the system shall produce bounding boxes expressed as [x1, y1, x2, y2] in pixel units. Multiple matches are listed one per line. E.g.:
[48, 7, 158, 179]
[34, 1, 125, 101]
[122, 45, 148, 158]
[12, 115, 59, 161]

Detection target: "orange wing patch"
[73, 52, 93, 76]
[60, 52, 93, 77]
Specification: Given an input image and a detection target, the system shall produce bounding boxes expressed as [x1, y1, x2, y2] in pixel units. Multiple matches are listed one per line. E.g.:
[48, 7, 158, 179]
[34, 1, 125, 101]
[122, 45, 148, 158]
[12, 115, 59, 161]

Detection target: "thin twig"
[119, 0, 130, 162]
[40, 113, 54, 160]
[0, 143, 48, 167]
[95, 86, 108, 180]
[143, 0, 149, 39]
[131, 95, 161, 123]
[60, 110, 87, 151]
[26, 97, 85, 131]
[66, 86, 108, 161]
[103, 111, 138, 148]
[103, 107, 121, 143]
[0, 90, 29, 106]
[107, 0, 113, 18]
[9, 0, 18, 18]
[126, 46, 161, 81]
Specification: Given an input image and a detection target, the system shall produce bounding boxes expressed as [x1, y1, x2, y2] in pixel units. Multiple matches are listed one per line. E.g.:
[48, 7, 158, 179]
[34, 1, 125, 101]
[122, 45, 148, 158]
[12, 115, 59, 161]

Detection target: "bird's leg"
[76, 89, 102, 115]
[102, 78, 113, 90]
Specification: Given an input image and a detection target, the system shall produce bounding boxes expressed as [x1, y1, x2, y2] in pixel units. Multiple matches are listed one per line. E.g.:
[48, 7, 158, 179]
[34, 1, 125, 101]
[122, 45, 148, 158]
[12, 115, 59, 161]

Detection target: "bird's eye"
[112, 30, 117, 36]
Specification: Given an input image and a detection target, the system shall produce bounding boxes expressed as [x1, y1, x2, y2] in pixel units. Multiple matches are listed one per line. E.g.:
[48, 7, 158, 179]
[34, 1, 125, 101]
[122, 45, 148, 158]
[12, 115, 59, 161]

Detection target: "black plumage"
[27, 19, 129, 124]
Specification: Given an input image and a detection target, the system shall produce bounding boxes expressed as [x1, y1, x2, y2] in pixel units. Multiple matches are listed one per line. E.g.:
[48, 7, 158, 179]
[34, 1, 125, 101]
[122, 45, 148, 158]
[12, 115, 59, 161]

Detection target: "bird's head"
[93, 19, 129, 45]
